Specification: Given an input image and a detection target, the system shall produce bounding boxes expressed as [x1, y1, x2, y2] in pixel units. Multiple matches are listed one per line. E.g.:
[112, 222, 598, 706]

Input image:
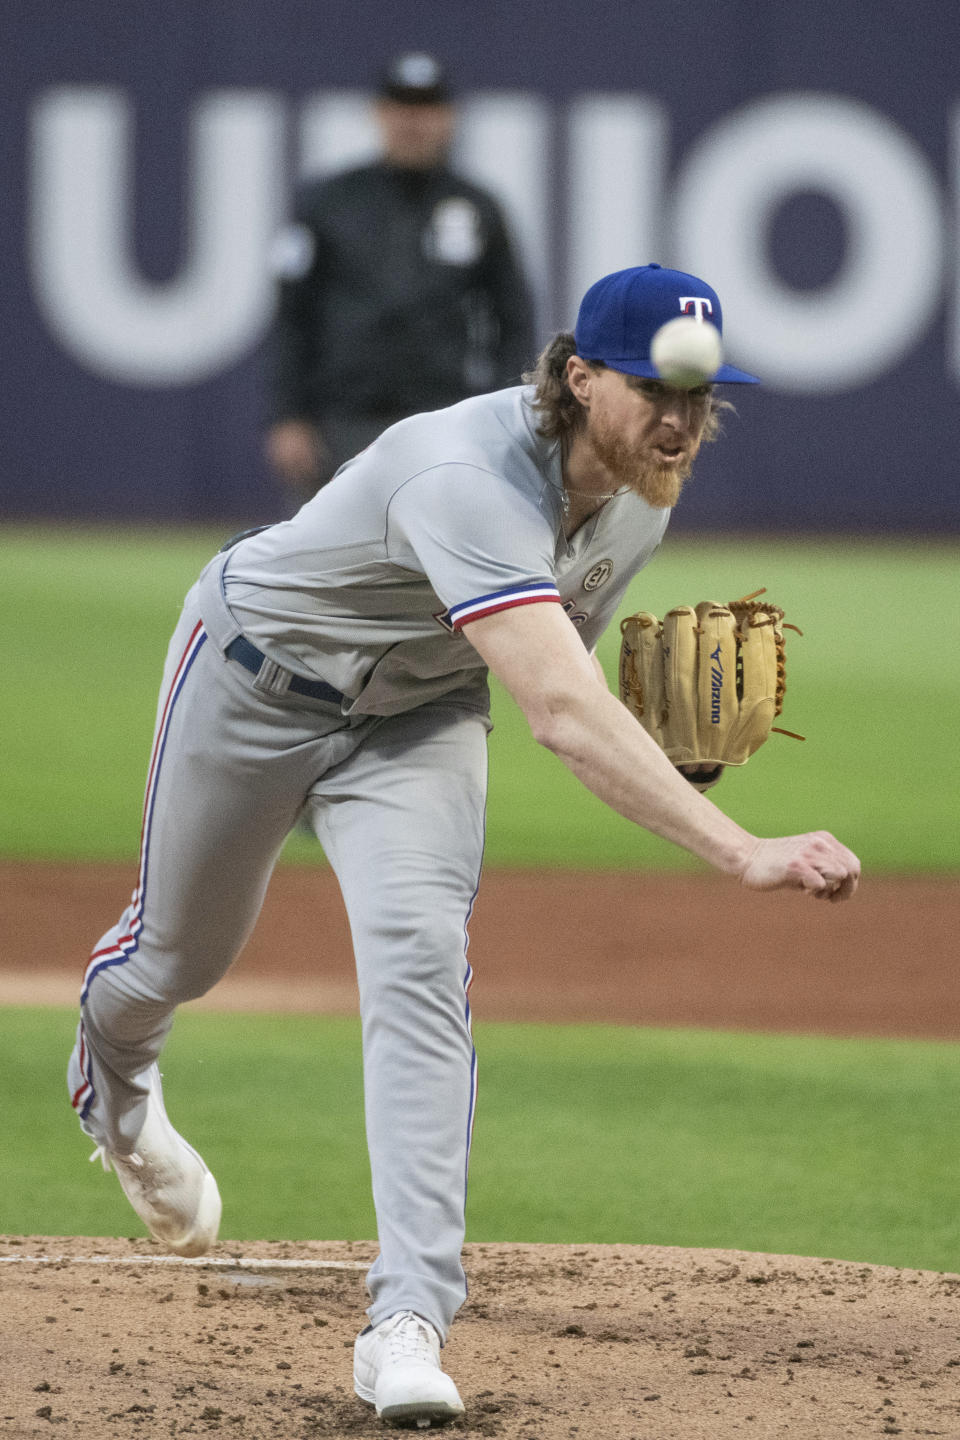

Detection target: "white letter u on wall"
[29, 87, 285, 387]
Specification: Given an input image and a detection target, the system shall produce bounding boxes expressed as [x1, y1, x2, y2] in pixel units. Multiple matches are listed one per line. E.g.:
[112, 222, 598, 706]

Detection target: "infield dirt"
[2, 862, 959, 1038]
[3, 861, 960, 1438]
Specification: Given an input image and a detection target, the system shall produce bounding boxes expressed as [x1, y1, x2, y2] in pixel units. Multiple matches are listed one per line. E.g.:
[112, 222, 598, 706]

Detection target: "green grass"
[6, 1007, 960, 1273]
[2, 524, 958, 869]
[2, 525, 225, 860]
[484, 535, 960, 870]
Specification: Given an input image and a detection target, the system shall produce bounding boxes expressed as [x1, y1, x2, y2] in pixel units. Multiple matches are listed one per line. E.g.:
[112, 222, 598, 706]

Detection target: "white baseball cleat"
[90, 1070, 221, 1257]
[353, 1310, 465, 1428]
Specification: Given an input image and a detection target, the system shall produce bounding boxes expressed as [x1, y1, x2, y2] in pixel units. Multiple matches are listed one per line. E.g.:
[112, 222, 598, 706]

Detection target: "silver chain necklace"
[561, 484, 625, 515]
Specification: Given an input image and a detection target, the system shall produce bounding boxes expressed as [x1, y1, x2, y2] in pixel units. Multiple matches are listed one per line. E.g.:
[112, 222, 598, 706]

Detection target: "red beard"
[589, 420, 694, 509]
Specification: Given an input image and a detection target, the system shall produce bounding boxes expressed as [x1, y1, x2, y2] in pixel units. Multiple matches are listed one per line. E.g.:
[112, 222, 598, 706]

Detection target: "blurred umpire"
[264, 52, 536, 503]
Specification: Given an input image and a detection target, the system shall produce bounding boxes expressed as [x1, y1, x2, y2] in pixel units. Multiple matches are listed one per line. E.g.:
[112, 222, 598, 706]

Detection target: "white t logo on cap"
[679, 297, 713, 321]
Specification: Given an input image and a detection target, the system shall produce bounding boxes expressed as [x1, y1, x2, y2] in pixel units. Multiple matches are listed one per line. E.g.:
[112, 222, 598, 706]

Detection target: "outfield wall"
[2, 1, 958, 531]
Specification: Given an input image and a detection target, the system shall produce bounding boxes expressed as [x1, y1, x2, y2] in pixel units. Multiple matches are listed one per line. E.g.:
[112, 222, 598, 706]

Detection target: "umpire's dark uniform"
[266, 156, 535, 490]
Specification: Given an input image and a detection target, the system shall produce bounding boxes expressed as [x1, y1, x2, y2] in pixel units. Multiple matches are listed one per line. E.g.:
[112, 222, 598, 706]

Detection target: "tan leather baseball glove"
[618, 589, 803, 790]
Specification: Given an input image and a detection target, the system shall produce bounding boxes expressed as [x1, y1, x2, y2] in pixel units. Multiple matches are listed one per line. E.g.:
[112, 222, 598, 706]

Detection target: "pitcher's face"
[582, 369, 713, 508]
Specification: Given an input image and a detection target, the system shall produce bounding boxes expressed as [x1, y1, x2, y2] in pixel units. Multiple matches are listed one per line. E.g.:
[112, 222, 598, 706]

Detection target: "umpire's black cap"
[378, 53, 453, 106]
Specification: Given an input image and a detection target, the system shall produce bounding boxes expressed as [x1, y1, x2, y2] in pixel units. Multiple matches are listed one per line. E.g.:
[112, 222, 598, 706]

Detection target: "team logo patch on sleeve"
[583, 559, 614, 591]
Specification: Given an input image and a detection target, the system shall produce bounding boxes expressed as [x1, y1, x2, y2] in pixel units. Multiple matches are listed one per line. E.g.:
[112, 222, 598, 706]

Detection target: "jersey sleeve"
[386, 464, 562, 629]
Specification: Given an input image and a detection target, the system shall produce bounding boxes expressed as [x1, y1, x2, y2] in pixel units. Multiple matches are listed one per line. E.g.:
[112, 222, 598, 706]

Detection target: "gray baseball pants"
[67, 557, 489, 1339]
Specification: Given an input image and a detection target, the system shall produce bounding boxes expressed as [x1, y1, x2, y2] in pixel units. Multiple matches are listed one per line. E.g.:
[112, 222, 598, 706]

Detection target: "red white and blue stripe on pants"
[71, 622, 208, 1122]
[71, 614, 482, 1172]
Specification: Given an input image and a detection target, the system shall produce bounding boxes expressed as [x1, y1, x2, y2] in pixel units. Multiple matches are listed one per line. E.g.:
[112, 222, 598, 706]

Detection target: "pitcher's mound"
[3, 1236, 958, 1437]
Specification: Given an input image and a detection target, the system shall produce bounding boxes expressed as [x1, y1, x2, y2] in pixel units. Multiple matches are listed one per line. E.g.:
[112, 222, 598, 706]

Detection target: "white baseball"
[650, 316, 723, 387]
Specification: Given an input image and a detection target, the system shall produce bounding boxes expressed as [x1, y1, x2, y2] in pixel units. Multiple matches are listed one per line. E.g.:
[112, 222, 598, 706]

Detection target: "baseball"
[650, 316, 723, 388]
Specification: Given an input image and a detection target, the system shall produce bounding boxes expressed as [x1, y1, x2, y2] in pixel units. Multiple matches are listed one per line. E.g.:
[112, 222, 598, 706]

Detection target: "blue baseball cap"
[574, 263, 759, 384]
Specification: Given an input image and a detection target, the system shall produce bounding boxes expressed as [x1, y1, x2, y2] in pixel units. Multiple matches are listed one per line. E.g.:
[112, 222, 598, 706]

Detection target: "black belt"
[224, 635, 345, 706]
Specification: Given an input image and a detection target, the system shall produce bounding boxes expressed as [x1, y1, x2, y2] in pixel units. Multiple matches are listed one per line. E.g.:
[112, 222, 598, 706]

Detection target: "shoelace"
[90, 1145, 144, 1174]
[385, 1314, 437, 1363]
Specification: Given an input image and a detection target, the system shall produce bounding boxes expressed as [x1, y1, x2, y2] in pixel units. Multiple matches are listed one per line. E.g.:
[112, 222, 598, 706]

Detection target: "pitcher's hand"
[739, 833, 860, 902]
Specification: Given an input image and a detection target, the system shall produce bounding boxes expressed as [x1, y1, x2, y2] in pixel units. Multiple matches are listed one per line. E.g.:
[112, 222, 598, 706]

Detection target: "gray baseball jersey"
[223, 386, 670, 714]
[68, 382, 672, 1344]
